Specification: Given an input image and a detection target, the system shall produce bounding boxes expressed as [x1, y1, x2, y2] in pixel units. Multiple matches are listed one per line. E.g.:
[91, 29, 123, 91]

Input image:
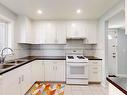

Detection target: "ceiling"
[0, 0, 120, 20]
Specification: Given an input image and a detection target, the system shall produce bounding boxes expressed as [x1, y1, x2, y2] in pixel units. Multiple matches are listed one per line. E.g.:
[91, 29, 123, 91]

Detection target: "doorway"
[106, 11, 127, 77]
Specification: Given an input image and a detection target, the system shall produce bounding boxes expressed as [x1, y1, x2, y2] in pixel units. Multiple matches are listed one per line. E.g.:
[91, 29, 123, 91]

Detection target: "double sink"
[0, 60, 28, 70]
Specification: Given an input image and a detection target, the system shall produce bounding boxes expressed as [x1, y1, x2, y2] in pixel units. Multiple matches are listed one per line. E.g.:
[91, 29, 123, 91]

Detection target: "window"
[0, 22, 8, 50]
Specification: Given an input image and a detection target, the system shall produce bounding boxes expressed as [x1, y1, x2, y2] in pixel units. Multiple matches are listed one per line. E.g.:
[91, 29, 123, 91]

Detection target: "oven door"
[67, 63, 88, 78]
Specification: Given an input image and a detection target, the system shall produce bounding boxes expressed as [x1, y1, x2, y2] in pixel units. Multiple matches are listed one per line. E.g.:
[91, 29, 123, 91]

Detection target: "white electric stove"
[66, 54, 88, 85]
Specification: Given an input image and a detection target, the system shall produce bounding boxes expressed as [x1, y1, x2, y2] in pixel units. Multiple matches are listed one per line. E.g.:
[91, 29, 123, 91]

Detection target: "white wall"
[96, 0, 125, 87]
[0, 3, 17, 21]
[29, 43, 97, 57]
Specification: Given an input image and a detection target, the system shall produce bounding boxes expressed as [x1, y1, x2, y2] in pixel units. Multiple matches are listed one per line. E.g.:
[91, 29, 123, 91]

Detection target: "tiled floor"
[64, 84, 108, 95]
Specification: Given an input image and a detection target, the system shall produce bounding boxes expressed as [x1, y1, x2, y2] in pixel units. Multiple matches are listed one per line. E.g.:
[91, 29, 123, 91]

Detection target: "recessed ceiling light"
[76, 9, 82, 14]
[108, 35, 112, 40]
[37, 10, 42, 14]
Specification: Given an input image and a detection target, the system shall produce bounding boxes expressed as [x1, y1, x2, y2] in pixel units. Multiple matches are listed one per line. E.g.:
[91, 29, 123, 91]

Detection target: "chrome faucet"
[0, 47, 14, 64]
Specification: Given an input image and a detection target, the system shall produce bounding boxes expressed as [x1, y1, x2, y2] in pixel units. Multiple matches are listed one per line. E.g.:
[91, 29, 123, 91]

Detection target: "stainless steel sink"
[0, 64, 14, 69]
[7, 60, 25, 64]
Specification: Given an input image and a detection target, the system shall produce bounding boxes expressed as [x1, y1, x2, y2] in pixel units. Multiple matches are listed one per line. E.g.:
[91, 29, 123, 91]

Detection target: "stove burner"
[68, 56, 74, 59]
[77, 56, 85, 59]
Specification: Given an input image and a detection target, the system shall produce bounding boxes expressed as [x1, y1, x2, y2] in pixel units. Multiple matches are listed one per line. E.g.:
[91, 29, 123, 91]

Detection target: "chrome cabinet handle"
[93, 67, 98, 69]
[22, 75, 24, 82]
[93, 62, 98, 64]
[93, 72, 98, 74]
[19, 77, 21, 84]
[56, 66, 57, 70]
[53, 66, 55, 70]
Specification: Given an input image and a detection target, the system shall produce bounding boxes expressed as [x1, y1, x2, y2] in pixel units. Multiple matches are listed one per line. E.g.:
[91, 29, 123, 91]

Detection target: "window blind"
[0, 22, 8, 51]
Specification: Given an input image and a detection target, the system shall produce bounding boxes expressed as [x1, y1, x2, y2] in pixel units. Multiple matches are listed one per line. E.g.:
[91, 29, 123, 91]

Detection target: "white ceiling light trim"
[76, 9, 82, 14]
[37, 10, 43, 14]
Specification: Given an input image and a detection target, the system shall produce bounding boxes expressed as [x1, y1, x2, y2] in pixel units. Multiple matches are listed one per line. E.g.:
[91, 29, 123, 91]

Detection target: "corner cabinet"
[31, 60, 44, 84]
[0, 60, 66, 95]
[16, 16, 32, 44]
[1, 63, 31, 95]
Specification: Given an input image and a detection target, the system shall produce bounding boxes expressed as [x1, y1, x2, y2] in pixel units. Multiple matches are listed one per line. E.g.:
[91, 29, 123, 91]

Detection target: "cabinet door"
[85, 21, 97, 44]
[17, 16, 32, 43]
[55, 60, 66, 81]
[31, 60, 44, 84]
[44, 22, 56, 44]
[25, 17, 32, 43]
[67, 21, 86, 38]
[2, 68, 20, 95]
[20, 63, 31, 95]
[32, 21, 46, 44]
[44, 60, 56, 81]
[88, 65, 101, 82]
[56, 22, 66, 44]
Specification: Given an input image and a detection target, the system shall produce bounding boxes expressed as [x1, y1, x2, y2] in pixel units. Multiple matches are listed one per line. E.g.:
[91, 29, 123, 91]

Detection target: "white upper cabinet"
[56, 22, 66, 44]
[32, 21, 45, 44]
[17, 17, 98, 44]
[85, 21, 97, 44]
[31, 21, 66, 44]
[44, 22, 56, 44]
[16, 16, 32, 43]
[32, 21, 56, 44]
[67, 21, 86, 39]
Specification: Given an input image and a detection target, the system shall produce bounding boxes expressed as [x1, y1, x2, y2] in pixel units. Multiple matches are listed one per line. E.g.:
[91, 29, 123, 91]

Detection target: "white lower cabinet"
[44, 60, 55, 81]
[31, 60, 65, 82]
[88, 60, 102, 82]
[44, 60, 65, 82]
[0, 60, 65, 95]
[20, 63, 31, 95]
[2, 68, 21, 95]
[2, 63, 31, 95]
[55, 60, 65, 81]
[31, 60, 44, 83]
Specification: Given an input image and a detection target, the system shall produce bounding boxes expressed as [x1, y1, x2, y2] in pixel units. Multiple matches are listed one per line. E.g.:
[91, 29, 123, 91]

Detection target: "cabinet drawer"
[88, 65, 101, 82]
[89, 60, 101, 65]
[89, 72, 101, 82]
[89, 65, 101, 72]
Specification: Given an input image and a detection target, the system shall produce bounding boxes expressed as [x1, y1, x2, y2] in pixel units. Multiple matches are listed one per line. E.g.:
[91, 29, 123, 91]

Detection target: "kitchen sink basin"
[0, 64, 14, 69]
[7, 60, 25, 64]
